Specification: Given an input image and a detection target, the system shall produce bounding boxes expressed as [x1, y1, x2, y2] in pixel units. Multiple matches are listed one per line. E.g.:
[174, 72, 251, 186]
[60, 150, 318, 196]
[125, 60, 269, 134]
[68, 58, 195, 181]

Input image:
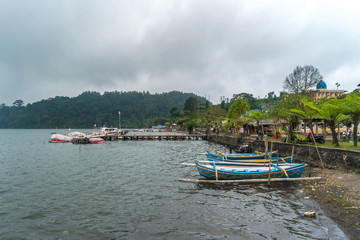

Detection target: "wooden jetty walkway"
[72, 133, 207, 144]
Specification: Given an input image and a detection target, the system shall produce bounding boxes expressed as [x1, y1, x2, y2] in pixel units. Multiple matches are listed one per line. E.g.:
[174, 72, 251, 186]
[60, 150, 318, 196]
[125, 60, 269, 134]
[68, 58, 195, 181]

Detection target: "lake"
[0, 129, 348, 239]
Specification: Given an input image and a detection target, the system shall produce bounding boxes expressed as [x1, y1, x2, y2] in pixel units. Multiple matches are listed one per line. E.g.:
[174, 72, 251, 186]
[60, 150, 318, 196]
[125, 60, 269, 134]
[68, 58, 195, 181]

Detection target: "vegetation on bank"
[0, 91, 207, 128]
[174, 65, 360, 150]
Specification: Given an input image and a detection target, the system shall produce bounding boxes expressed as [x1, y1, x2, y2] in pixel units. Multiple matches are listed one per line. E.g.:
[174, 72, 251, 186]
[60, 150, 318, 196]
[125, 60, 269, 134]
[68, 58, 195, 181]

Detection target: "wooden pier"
[72, 134, 207, 144]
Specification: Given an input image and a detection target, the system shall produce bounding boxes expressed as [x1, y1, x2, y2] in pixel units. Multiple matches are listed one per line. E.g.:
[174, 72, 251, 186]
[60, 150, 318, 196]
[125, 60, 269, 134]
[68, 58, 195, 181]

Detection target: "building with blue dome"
[316, 80, 327, 89]
[312, 80, 344, 101]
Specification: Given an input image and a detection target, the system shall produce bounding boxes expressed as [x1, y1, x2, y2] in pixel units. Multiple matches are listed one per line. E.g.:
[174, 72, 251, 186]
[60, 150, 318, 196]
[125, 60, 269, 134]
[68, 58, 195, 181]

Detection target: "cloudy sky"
[1, 0, 359, 105]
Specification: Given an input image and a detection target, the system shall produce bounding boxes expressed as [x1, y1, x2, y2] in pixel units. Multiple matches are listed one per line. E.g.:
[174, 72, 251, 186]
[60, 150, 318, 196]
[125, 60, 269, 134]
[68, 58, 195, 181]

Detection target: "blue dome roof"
[316, 80, 327, 89]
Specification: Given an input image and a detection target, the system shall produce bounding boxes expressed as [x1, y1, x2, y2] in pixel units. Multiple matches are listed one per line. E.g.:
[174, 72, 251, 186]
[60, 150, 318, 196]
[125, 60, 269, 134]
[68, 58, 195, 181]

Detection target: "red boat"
[89, 137, 104, 143]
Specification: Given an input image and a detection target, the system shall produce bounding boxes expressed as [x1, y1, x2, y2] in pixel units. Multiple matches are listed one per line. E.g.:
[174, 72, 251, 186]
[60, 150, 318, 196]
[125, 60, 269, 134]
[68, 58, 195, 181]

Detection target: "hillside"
[0, 91, 207, 128]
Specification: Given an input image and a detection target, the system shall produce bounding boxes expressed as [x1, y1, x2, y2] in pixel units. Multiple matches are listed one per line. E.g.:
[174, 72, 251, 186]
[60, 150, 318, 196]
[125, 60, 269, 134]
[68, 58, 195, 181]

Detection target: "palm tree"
[289, 98, 319, 142]
[335, 83, 340, 90]
[268, 94, 303, 142]
[307, 98, 348, 147]
[343, 93, 360, 146]
[246, 110, 267, 134]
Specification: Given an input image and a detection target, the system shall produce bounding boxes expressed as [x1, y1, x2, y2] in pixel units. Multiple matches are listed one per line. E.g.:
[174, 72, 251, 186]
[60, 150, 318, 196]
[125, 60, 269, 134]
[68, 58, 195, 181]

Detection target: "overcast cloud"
[0, 0, 359, 105]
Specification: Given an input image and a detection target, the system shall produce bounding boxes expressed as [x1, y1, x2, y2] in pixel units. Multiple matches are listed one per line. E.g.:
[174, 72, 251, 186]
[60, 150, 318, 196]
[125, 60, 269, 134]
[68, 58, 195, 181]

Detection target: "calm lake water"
[0, 129, 348, 239]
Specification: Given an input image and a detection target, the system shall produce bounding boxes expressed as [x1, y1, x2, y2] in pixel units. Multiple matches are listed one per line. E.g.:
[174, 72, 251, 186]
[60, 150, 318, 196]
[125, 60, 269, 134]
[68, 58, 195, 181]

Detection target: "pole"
[118, 111, 121, 130]
[310, 130, 325, 169]
[178, 177, 322, 184]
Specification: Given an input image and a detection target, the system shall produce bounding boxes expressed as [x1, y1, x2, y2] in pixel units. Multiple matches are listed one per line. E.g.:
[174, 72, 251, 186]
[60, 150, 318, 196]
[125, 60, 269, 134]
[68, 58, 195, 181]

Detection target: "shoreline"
[301, 167, 360, 239]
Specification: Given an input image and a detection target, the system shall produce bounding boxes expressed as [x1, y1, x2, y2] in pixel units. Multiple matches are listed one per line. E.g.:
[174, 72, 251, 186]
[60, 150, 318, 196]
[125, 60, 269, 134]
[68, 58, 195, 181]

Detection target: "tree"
[343, 93, 360, 146]
[269, 94, 303, 142]
[246, 110, 267, 133]
[283, 65, 323, 94]
[13, 99, 24, 107]
[335, 83, 340, 90]
[308, 98, 348, 147]
[227, 98, 249, 119]
[289, 97, 319, 142]
[232, 93, 256, 109]
[220, 96, 231, 111]
[183, 97, 199, 118]
[203, 105, 226, 124]
[170, 107, 180, 119]
[267, 91, 276, 99]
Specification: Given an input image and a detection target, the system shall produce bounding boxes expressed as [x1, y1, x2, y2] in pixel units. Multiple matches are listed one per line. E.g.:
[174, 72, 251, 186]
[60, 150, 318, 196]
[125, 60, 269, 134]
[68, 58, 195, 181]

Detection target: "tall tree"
[232, 93, 256, 109]
[289, 97, 319, 141]
[13, 99, 24, 107]
[220, 96, 231, 111]
[343, 93, 360, 146]
[203, 105, 226, 124]
[308, 98, 348, 147]
[269, 94, 303, 142]
[283, 65, 323, 94]
[183, 96, 199, 118]
[227, 98, 249, 119]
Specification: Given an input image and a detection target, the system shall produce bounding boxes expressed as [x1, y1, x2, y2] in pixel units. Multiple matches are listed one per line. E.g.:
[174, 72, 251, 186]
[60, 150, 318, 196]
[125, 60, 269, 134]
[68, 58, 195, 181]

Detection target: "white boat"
[100, 127, 118, 135]
[50, 134, 72, 143]
[68, 131, 86, 138]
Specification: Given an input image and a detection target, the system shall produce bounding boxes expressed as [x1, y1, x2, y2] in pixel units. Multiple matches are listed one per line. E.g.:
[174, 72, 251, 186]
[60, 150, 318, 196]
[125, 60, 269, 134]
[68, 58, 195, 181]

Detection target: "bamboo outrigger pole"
[181, 161, 299, 166]
[178, 177, 322, 184]
[267, 141, 271, 186]
[310, 130, 325, 169]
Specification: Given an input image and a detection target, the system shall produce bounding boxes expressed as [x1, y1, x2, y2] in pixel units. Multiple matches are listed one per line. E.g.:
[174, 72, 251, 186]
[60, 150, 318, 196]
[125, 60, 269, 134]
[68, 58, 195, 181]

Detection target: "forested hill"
[0, 91, 207, 129]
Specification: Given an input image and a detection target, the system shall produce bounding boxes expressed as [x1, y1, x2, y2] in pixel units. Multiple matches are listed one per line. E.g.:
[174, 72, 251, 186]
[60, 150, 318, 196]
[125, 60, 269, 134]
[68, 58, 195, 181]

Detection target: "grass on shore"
[267, 136, 360, 151]
[318, 141, 360, 151]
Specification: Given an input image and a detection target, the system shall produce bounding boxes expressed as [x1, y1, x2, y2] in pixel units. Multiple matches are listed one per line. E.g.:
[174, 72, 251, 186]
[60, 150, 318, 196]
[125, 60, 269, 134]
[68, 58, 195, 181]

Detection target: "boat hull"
[50, 134, 72, 143]
[206, 151, 266, 160]
[207, 156, 294, 164]
[195, 161, 304, 180]
[89, 138, 104, 143]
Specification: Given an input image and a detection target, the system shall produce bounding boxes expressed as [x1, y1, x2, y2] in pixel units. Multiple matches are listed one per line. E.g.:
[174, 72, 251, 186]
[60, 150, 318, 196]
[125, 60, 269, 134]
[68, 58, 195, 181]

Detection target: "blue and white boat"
[205, 151, 294, 163]
[195, 161, 304, 180]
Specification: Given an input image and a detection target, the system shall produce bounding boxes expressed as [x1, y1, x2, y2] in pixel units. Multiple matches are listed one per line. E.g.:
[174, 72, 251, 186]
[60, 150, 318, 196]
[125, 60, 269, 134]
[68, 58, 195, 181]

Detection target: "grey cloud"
[0, 0, 359, 105]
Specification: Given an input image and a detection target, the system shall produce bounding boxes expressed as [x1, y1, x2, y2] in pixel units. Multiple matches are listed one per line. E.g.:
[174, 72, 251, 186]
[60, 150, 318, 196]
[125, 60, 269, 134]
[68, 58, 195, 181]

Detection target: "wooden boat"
[206, 151, 279, 160]
[206, 155, 294, 164]
[195, 160, 305, 180]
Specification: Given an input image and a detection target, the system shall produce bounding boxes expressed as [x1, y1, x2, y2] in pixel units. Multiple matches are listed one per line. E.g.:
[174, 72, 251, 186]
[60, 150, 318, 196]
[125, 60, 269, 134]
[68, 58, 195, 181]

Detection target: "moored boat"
[206, 151, 278, 160]
[206, 155, 294, 164]
[50, 134, 72, 143]
[89, 137, 104, 143]
[195, 161, 304, 180]
[100, 127, 118, 135]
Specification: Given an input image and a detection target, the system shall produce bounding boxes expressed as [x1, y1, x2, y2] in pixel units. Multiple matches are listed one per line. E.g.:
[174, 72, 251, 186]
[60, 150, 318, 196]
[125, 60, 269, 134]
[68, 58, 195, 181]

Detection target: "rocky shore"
[301, 167, 360, 240]
[207, 135, 360, 239]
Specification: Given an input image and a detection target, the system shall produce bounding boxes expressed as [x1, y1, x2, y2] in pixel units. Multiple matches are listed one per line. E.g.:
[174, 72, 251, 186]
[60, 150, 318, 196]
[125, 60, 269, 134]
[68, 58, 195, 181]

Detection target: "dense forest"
[0, 91, 207, 128]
